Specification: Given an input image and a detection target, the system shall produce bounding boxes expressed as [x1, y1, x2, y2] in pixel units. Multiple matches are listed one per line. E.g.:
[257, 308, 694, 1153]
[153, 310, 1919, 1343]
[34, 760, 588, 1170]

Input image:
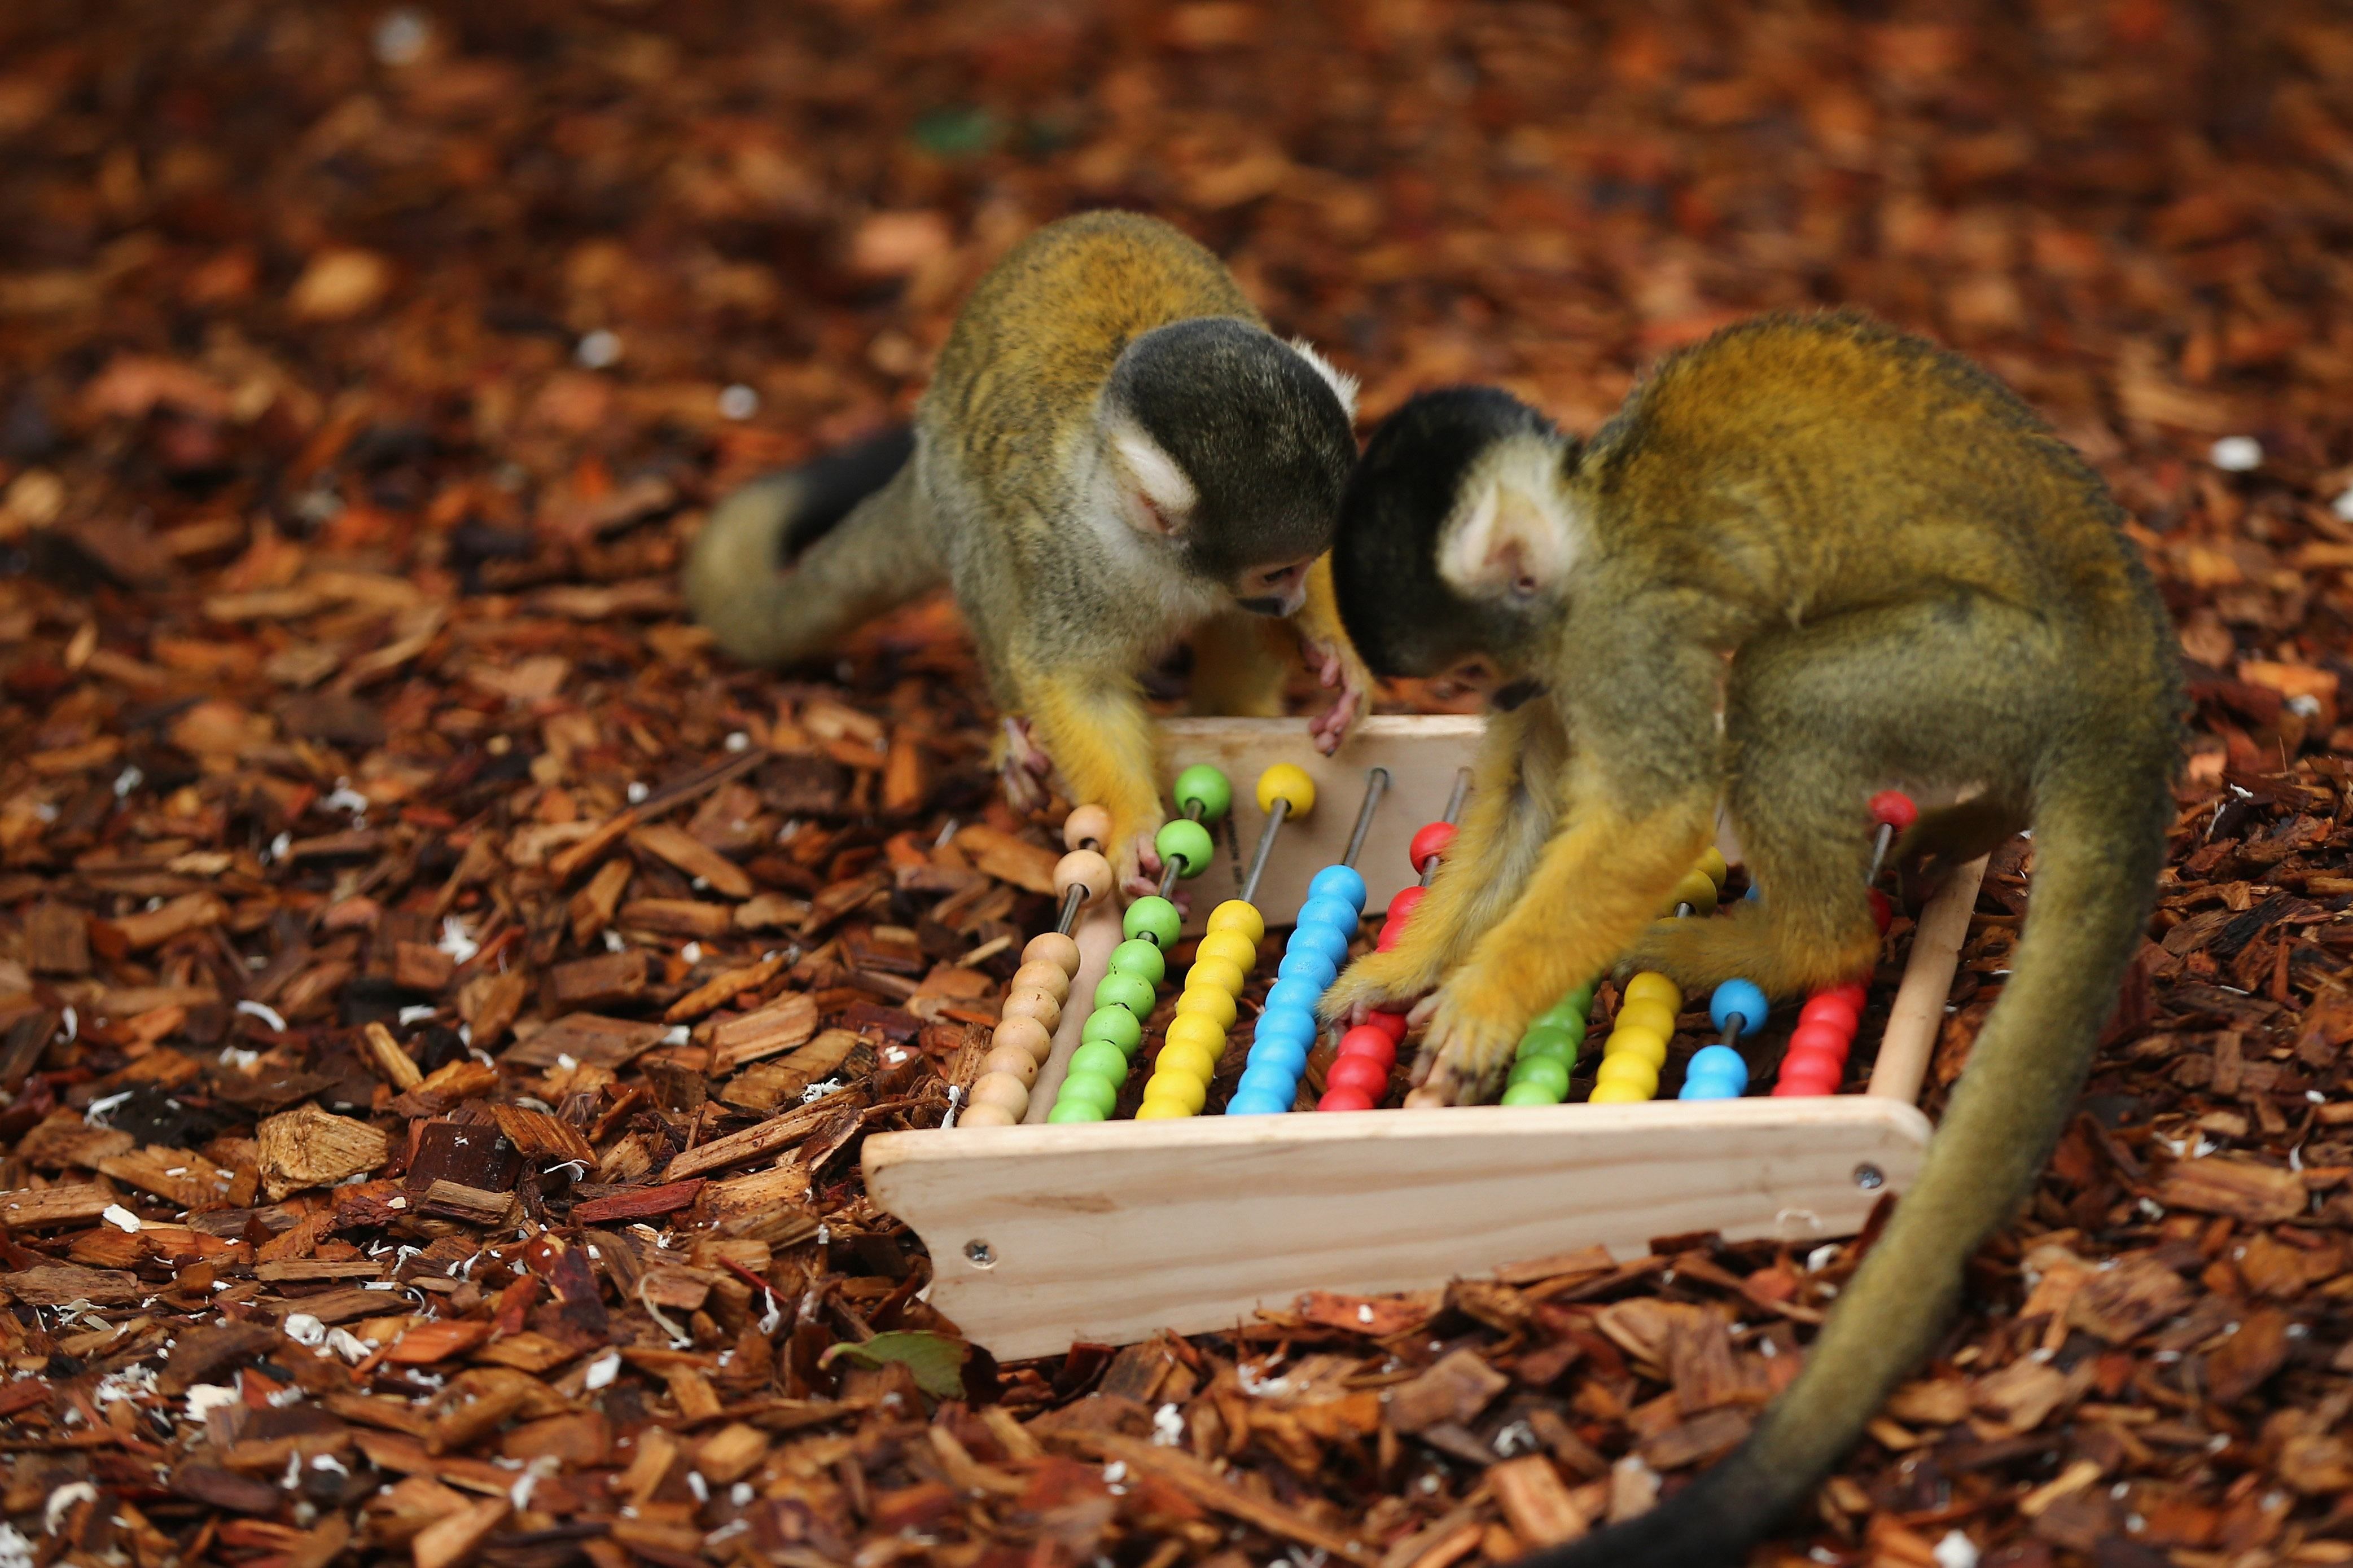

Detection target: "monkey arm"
[1416, 603, 1726, 1100]
[1016, 662, 1168, 892]
[1295, 555, 1374, 756]
[1320, 701, 1554, 1021]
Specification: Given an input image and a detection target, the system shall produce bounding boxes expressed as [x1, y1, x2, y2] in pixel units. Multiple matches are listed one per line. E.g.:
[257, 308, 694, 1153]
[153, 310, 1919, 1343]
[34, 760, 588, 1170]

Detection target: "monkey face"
[1232, 556, 1314, 617]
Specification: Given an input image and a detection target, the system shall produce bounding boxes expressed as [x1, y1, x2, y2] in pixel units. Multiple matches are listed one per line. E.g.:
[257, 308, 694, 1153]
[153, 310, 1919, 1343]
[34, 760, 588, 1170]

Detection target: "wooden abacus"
[864, 716, 1988, 1361]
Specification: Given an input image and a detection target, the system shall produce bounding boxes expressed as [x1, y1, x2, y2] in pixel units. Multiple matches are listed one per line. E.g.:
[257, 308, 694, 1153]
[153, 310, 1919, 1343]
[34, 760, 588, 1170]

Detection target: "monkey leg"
[1018, 667, 1169, 894]
[1322, 701, 1560, 1024]
[1901, 794, 2027, 877]
[1625, 594, 2044, 997]
[1187, 612, 1293, 718]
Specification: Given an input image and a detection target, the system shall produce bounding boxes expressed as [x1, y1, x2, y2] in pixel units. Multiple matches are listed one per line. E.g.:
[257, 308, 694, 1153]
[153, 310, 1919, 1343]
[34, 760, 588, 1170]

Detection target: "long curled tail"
[683, 424, 941, 666]
[1523, 742, 2172, 1567]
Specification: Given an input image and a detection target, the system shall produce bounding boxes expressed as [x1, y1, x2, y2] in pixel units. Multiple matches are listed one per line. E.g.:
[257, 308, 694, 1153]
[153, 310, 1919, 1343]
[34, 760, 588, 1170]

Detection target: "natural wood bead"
[1023, 932, 1081, 975]
[1052, 849, 1114, 906]
[1011, 960, 1071, 1004]
[1000, 986, 1062, 1033]
[968, 1073, 1030, 1117]
[979, 1043, 1040, 1087]
[992, 1016, 1053, 1064]
[1063, 805, 1112, 852]
[957, 1103, 1018, 1128]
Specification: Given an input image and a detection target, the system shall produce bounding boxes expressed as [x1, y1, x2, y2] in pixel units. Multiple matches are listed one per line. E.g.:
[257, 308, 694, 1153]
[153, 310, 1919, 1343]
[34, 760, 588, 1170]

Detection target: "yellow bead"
[1186, 955, 1247, 997]
[1156, 1040, 1219, 1082]
[1207, 900, 1265, 946]
[1164, 1012, 1226, 1058]
[1587, 1082, 1649, 1105]
[1194, 930, 1259, 973]
[1622, 972, 1682, 1012]
[1664, 871, 1719, 916]
[1255, 763, 1316, 817]
[1613, 999, 1679, 1040]
[1133, 1097, 1191, 1120]
[1604, 1023, 1670, 1069]
[1175, 985, 1237, 1030]
[1594, 1054, 1659, 1096]
[1142, 1072, 1208, 1113]
[1696, 847, 1729, 888]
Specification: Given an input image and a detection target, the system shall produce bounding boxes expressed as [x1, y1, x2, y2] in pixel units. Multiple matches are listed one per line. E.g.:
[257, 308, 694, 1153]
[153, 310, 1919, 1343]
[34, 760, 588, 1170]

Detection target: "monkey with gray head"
[686, 210, 1372, 891]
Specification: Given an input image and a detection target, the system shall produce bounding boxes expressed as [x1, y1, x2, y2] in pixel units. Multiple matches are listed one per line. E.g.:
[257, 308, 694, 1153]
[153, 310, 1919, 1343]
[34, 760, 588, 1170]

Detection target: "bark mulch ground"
[2, 3, 2352, 1566]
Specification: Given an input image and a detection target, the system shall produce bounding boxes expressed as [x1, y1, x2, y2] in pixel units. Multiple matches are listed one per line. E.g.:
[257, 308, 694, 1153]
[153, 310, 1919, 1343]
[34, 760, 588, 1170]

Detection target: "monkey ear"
[1289, 337, 1359, 421]
[1106, 420, 1197, 536]
[1438, 480, 1575, 602]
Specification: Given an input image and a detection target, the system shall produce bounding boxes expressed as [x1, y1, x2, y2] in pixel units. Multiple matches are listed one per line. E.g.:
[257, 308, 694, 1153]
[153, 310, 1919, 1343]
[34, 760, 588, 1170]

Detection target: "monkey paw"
[1620, 906, 1876, 998]
[1413, 984, 1524, 1104]
[1304, 639, 1371, 757]
[994, 717, 1054, 814]
[1318, 948, 1439, 1026]
[1118, 830, 1169, 902]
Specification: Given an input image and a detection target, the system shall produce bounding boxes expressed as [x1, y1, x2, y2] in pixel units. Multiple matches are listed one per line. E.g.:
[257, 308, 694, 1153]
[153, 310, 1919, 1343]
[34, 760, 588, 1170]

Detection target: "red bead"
[1338, 1025, 1398, 1066]
[1788, 1020, 1852, 1058]
[1409, 822, 1457, 873]
[1829, 982, 1868, 1011]
[1774, 1047, 1846, 1095]
[1772, 1070, 1841, 1097]
[1375, 926, 1401, 952]
[1317, 1088, 1377, 1113]
[1364, 1009, 1410, 1043]
[1868, 888, 1892, 934]
[1869, 790, 1919, 831]
[1798, 994, 1861, 1034]
[1326, 1054, 1390, 1098]
[1386, 885, 1427, 926]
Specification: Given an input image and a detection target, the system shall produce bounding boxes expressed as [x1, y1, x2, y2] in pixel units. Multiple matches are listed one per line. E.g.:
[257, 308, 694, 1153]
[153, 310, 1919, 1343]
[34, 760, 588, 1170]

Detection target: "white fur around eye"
[1289, 337, 1359, 420]
[1435, 434, 1580, 599]
[1108, 420, 1196, 530]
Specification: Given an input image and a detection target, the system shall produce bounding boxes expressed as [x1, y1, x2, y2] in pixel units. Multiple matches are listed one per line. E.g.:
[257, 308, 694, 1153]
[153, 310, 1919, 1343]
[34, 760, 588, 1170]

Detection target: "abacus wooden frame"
[861, 715, 1986, 1363]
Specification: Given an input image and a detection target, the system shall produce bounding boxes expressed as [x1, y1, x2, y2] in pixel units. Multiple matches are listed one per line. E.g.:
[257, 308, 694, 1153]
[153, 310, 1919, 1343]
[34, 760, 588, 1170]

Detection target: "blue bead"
[1682, 1044, 1750, 1096]
[1249, 1039, 1309, 1077]
[1236, 1064, 1296, 1098]
[1277, 948, 1338, 989]
[1263, 978, 1317, 1016]
[1287, 923, 1352, 967]
[1710, 980, 1769, 1039]
[1307, 864, 1368, 912]
[1252, 1006, 1318, 1049]
[1743, 881, 1762, 902]
[1295, 896, 1360, 934]
[1225, 1093, 1286, 1116]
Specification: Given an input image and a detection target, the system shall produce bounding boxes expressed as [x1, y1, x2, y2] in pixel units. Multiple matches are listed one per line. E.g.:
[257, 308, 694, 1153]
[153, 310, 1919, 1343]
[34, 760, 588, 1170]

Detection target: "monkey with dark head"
[686, 211, 1372, 890]
[1321, 310, 2182, 1567]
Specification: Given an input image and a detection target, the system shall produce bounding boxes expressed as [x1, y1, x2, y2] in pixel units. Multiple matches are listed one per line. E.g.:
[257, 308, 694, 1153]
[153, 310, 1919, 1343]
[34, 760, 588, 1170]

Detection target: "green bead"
[1566, 980, 1598, 1013]
[1172, 765, 1233, 824]
[1056, 1071, 1120, 1115]
[1107, 938, 1168, 987]
[1155, 818, 1215, 880]
[1507, 1056, 1572, 1099]
[1081, 1007, 1142, 1054]
[1093, 972, 1156, 1017]
[1123, 896, 1182, 948]
[1069, 1040, 1131, 1082]
[1517, 1025, 1581, 1063]
[1047, 1100, 1106, 1123]
[1535, 1002, 1588, 1035]
[1501, 1080, 1564, 1107]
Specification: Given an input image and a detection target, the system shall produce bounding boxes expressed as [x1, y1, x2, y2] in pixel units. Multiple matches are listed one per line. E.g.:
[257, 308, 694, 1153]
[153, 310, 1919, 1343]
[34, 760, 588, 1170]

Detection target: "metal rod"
[1238, 799, 1289, 907]
[1340, 768, 1390, 869]
[1867, 824, 1896, 884]
[1054, 885, 1085, 935]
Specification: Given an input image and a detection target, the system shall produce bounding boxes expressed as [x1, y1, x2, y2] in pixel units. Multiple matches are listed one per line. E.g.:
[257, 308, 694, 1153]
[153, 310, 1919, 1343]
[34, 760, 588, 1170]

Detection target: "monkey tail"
[683, 424, 941, 666]
[1519, 740, 2172, 1568]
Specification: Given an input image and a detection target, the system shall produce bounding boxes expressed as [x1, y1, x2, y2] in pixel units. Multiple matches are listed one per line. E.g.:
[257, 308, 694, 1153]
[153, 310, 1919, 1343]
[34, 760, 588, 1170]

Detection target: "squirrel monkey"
[684, 210, 1371, 889]
[1321, 312, 2183, 1568]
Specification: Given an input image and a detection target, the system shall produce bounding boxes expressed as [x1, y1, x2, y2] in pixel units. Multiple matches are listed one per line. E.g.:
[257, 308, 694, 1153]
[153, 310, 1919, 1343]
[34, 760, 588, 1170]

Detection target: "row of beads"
[1588, 970, 1682, 1104]
[1139, 899, 1264, 1117]
[1317, 818, 1456, 1112]
[1771, 982, 1867, 1096]
[1501, 981, 1592, 1105]
[962, 805, 1119, 1126]
[1681, 979, 1765, 1100]
[1050, 767, 1234, 1121]
[1232, 869, 1358, 1113]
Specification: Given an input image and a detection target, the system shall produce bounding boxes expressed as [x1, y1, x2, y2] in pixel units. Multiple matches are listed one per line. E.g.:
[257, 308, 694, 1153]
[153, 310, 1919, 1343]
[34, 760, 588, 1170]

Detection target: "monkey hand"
[1105, 818, 1167, 902]
[1303, 635, 1372, 757]
[1318, 947, 1441, 1026]
[1408, 980, 1523, 1104]
[994, 717, 1055, 814]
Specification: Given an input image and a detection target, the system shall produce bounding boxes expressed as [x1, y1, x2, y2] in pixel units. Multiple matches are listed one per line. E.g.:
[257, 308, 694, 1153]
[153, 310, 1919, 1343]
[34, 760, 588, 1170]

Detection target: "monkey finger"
[1405, 992, 1440, 1029]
